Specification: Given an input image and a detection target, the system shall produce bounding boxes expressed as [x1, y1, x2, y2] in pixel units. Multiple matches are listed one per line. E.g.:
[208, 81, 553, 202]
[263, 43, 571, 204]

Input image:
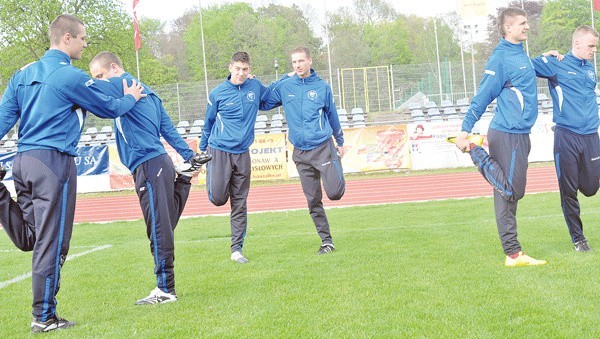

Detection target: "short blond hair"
[90, 51, 123, 70]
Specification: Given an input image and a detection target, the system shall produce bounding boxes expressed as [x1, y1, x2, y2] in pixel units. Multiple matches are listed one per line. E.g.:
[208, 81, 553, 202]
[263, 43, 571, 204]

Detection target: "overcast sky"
[125, 0, 513, 25]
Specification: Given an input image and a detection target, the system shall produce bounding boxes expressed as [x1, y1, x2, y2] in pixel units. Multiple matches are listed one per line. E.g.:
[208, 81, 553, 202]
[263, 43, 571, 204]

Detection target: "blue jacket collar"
[499, 37, 525, 49]
[44, 49, 72, 64]
[293, 69, 318, 82]
[565, 51, 588, 67]
[226, 74, 251, 88]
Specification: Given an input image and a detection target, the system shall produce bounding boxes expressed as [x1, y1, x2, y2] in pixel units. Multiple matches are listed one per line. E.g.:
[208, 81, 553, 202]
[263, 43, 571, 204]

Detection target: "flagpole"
[434, 17, 443, 102]
[521, 0, 529, 56]
[592, 0, 598, 75]
[133, 0, 142, 80]
[135, 50, 140, 80]
[199, 0, 209, 101]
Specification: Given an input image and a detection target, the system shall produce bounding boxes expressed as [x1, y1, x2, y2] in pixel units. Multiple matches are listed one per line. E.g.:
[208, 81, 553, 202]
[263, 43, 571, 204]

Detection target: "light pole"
[274, 59, 281, 114]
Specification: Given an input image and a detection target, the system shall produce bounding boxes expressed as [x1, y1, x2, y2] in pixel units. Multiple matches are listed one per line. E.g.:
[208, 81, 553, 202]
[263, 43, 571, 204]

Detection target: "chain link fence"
[84, 62, 553, 130]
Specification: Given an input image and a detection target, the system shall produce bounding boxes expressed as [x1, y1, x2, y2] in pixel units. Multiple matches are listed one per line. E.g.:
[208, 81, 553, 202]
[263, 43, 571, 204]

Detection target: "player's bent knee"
[326, 189, 345, 201]
[17, 243, 34, 252]
[581, 186, 599, 197]
[209, 196, 229, 206]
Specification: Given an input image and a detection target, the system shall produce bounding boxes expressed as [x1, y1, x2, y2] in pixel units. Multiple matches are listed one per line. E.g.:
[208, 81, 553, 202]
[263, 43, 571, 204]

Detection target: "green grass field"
[2, 191, 600, 337]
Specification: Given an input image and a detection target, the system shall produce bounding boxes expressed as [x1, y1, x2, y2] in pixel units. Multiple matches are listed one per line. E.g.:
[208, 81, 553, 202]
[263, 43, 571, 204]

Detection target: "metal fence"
[84, 61, 554, 129]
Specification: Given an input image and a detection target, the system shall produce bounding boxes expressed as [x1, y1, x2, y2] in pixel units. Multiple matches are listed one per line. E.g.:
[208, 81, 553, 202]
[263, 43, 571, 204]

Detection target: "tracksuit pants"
[133, 154, 191, 295]
[0, 150, 76, 322]
[470, 128, 530, 256]
[292, 139, 345, 245]
[553, 126, 600, 244]
[205, 147, 251, 253]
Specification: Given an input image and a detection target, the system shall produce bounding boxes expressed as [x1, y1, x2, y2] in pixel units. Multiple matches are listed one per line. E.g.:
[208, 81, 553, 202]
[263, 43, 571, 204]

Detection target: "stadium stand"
[350, 107, 364, 115]
[337, 108, 348, 116]
[270, 120, 284, 133]
[353, 122, 366, 128]
[94, 133, 108, 143]
[176, 127, 186, 135]
[189, 126, 202, 136]
[192, 119, 204, 127]
[80, 134, 92, 144]
[177, 120, 190, 129]
[3, 140, 16, 149]
[100, 125, 113, 134]
[256, 115, 268, 123]
[427, 108, 440, 117]
[85, 127, 98, 135]
[271, 113, 284, 121]
[408, 102, 422, 110]
[441, 107, 457, 116]
[339, 114, 350, 128]
[410, 109, 424, 119]
[456, 97, 469, 107]
[440, 99, 453, 108]
[424, 101, 437, 109]
[352, 114, 365, 123]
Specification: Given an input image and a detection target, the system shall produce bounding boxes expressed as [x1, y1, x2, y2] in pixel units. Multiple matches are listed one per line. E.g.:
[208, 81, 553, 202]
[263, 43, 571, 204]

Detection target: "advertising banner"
[250, 132, 288, 181]
[75, 145, 109, 176]
[287, 125, 410, 178]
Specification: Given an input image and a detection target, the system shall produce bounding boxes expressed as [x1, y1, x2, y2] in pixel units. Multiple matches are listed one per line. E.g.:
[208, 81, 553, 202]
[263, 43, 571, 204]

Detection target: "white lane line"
[0, 244, 112, 289]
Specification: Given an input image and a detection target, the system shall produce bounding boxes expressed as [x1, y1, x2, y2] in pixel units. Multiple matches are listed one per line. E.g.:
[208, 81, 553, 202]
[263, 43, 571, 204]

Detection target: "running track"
[74, 166, 559, 223]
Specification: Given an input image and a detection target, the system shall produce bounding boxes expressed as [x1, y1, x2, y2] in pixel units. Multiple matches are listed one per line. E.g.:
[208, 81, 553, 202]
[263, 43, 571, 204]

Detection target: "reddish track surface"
[74, 166, 559, 223]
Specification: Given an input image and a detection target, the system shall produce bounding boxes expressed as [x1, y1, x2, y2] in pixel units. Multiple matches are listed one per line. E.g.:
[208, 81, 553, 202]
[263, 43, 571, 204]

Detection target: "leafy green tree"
[182, 3, 321, 81]
[0, 0, 175, 91]
[480, 0, 543, 58]
[538, 0, 600, 55]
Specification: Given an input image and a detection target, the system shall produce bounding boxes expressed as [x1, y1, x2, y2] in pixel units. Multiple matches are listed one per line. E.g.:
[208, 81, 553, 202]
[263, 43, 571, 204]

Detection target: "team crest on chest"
[588, 70, 596, 81]
[246, 91, 256, 101]
[307, 90, 317, 100]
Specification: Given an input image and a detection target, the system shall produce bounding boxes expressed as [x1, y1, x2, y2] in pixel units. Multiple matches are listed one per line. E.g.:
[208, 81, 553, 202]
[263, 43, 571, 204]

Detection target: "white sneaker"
[135, 287, 177, 305]
[231, 251, 248, 263]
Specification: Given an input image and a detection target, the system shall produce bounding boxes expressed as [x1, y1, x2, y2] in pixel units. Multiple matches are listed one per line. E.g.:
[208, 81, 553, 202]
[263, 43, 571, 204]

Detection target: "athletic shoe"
[504, 251, 547, 267]
[317, 243, 335, 255]
[176, 152, 212, 177]
[135, 287, 177, 305]
[446, 134, 484, 150]
[574, 240, 592, 252]
[31, 316, 75, 333]
[231, 251, 248, 263]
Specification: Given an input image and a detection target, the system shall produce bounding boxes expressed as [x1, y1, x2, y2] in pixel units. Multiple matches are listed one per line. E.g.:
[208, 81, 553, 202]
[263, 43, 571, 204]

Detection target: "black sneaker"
[574, 240, 592, 252]
[176, 152, 212, 177]
[317, 243, 335, 255]
[31, 316, 76, 333]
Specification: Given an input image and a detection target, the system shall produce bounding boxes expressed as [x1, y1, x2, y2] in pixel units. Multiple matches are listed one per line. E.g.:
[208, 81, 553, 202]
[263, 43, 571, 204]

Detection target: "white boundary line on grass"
[0, 244, 112, 289]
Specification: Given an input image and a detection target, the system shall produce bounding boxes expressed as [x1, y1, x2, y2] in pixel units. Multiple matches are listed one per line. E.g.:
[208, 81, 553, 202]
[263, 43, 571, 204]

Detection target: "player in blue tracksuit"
[452, 8, 546, 266]
[0, 15, 146, 333]
[89, 52, 210, 303]
[262, 46, 345, 255]
[200, 52, 279, 264]
[531, 25, 600, 252]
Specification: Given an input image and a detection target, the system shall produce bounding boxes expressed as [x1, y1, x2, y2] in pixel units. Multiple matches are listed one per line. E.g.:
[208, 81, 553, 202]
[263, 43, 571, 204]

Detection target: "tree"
[182, 3, 321, 81]
[354, 0, 397, 25]
[0, 0, 176, 91]
[481, 0, 543, 58]
[538, 0, 600, 55]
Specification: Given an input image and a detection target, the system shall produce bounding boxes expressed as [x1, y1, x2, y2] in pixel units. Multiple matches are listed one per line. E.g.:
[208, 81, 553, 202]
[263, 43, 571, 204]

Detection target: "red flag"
[133, 0, 142, 50]
[595, 0, 600, 11]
